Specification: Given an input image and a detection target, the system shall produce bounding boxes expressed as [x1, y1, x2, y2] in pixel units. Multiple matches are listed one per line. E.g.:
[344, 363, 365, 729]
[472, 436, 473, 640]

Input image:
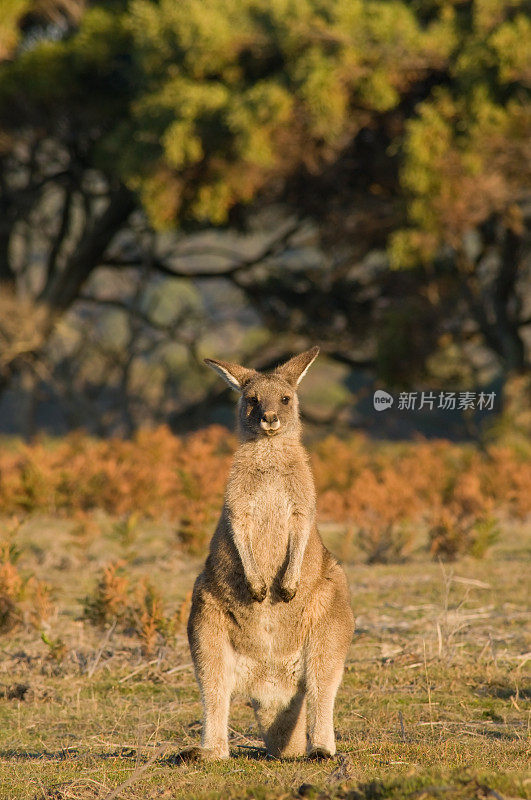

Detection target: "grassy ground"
[0, 514, 529, 800]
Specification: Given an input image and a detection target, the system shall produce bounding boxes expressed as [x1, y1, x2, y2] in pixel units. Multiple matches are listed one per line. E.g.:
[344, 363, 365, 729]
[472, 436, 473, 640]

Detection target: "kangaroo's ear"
[204, 358, 258, 392]
[275, 346, 320, 387]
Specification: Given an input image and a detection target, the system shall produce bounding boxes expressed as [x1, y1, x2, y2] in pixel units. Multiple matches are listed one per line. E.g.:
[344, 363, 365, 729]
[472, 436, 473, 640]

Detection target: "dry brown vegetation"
[0, 427, 529, 562]
[0, 523, 54, 634]
[82, 560, 180, 657]
[0, 429, 529, 798]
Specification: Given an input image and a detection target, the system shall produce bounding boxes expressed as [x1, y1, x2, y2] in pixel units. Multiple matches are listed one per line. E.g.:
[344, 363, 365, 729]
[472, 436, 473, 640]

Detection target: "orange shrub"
[83, 562, 179, 655]
[0, 426, 234, 551]
[82, 560, 130, 626]
[0, 541, 54, 631]
[0, 426, 529, 558]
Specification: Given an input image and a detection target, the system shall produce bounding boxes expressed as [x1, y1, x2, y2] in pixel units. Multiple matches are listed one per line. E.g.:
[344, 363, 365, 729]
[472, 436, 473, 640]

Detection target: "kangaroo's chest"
[248, 473, 292, 573]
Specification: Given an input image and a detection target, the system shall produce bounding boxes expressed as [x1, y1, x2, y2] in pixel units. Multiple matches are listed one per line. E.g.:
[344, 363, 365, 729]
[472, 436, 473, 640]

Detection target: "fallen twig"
[165, 662, 193, 675]
[118, 659, 159, 683]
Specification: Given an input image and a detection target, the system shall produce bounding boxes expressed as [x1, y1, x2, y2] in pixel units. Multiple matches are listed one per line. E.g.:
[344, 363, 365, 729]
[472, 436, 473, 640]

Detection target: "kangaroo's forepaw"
[307, 746, 334, 760]
[247, 578, 267, 602]
[278, 581, 298, 602]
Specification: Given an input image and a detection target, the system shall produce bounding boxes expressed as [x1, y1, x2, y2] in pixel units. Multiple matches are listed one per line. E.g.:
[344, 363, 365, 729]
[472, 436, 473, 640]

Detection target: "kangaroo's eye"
[281, 395, 290, 405]
[248, 396, 259, 405]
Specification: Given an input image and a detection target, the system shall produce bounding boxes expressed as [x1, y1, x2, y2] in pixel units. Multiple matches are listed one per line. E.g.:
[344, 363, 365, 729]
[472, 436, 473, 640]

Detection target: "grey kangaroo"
[187, 347, 354, 759]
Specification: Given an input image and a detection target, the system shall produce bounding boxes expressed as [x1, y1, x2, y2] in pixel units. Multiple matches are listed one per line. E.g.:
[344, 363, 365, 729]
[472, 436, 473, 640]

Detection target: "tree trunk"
[491, 228, 526, 372]
[41, 184, 136, 316]
[459, 233, 528, 374]
[0, 184, 136, 397]
[0, 201, 16, 288]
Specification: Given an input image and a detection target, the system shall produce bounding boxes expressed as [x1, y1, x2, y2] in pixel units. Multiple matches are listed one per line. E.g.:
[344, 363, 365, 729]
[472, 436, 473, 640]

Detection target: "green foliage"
[391, 1, 530, 266]
[0, 4, 136, 168]
[41, 630, 67, 662]
[3, 0, 527, 244]
[124, 0, 452, 227]
[0, 0, 32, 59]
[0, 0, 453, 229]
[0, 0, 528, 391]
[1, 0, 528, 237]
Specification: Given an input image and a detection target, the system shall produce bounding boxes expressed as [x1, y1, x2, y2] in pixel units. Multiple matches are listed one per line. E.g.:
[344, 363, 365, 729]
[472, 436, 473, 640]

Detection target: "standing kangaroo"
[187, 347, 354, 760]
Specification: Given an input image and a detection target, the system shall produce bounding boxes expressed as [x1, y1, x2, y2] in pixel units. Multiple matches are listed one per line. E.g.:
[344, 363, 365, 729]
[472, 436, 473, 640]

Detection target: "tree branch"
[78, 295, 188, 334]
[102, 221, 302, 281]
[457, 252, 501, 359]
[0, 185, 136, 399]
[323, 348, 376, 370]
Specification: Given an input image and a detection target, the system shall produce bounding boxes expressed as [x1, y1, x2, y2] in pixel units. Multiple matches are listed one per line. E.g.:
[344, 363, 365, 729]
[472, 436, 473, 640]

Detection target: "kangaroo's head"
[204, 347, 319, 441]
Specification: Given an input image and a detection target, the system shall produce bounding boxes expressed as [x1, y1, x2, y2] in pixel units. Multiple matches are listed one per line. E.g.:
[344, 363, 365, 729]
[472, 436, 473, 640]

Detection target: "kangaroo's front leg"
[187, 590, 234, 759]
[279, 510, 313, 602]
[227, 506, 266, 602]
[278, 468, 315, 602]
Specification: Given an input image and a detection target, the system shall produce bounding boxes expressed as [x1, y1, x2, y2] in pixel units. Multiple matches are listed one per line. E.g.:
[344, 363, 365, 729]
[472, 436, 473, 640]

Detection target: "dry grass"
[0, 510, 529, 800]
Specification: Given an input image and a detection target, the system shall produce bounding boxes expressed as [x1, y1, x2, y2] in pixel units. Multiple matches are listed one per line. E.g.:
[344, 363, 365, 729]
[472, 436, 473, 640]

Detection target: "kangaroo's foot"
[266, 738, 306, 759]
[200, 745, 230, 761]
[307, 745, 335, 760]
[173, 745, 229, 763]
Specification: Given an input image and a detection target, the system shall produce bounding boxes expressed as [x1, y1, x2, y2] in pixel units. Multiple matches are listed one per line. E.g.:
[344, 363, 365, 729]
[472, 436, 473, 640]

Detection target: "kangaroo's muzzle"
[260, 412, 280, 434]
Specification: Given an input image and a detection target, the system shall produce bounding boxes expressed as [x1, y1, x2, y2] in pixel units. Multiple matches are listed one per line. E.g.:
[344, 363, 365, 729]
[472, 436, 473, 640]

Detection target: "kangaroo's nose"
[260, 411, 280, 432]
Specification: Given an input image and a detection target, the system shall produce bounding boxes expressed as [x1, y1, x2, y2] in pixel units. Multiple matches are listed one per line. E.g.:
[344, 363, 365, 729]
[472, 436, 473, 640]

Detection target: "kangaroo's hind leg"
[305, 573, 354, 758]
[187, 586, 234, 760]
[252, 684, 307, 758]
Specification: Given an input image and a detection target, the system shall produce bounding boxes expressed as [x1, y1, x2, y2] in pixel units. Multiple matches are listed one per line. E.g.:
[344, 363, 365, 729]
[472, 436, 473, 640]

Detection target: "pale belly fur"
[230, 480, 303, 704]
[230, 604, 305, 706]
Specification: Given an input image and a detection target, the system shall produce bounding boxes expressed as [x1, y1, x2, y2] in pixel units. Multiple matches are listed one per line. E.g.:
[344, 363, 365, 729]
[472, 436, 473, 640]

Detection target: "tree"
[0, 0, 528, 433]
[391, 3, 531, 373]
